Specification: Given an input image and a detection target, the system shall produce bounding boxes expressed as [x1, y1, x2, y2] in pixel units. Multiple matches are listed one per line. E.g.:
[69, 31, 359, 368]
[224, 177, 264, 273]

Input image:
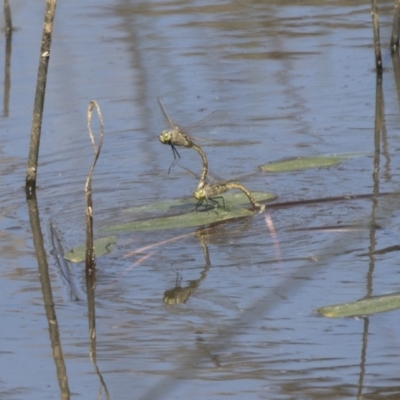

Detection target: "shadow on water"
[2, 1, 400, 399]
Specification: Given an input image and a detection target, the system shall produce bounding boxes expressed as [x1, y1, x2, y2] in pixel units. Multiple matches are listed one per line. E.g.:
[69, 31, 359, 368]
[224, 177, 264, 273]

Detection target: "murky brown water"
[1, 0, 400, 399]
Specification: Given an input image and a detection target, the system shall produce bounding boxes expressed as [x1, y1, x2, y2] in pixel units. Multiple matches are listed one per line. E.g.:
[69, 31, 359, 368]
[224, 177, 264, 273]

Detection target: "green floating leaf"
[260, 154, 358, 173]
[123, 198, 189, 214]
[64, 236, 117, 263]
[318, 292, 400, 318]
[123, 191, 276, 215]
[104, 207, 255, 233]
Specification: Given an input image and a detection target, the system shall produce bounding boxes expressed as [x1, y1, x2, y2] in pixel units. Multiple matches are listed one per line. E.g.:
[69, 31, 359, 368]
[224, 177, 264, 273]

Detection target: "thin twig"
[85, 101, 104, 275]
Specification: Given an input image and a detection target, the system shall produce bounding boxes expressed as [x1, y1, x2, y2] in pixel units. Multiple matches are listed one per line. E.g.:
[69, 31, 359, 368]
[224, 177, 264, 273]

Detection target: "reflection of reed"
[356, 318, 369, 400]
[372, 72, 383, 195]
[379, 69, 391, 181]
[26, 191, 70, 399]
[3, 0, 12, 117]
[86, 270, 110, 400]
[356, 62, 384, 399]
[49, 221, 81, 301]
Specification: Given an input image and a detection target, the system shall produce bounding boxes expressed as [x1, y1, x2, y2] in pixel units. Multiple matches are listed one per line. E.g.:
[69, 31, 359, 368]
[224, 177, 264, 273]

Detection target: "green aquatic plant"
[318, 292, 400, 318]
[260, 153, 362, 173]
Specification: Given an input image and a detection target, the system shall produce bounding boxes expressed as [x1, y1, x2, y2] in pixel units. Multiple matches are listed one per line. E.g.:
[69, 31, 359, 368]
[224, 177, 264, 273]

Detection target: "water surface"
[1, 0, 400, 399]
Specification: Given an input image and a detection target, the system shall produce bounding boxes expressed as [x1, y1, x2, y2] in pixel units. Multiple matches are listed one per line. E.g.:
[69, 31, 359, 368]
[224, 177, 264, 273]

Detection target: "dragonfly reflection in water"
[163, 227, 243, 316]
[158, 98, 218, 188]
[164, 229, 211, 305]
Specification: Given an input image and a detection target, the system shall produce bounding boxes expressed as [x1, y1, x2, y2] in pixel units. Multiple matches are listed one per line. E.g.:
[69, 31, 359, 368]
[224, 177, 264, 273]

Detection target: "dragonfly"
[158, 98, 210, 189]
[193, 181, 265, 213]
[163, 242, 210, 305]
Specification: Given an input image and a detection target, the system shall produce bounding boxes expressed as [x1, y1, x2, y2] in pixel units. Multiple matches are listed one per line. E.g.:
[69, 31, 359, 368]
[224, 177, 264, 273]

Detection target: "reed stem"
[26, 0, 57, 193]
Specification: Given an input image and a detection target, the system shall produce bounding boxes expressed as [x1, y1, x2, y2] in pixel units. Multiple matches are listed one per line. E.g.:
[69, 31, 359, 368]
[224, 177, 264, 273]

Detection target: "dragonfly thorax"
[159, 128, 193, 148]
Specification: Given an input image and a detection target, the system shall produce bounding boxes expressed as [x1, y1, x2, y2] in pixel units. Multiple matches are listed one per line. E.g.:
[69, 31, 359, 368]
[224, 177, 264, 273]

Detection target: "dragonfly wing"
[158, 97, 177, 130]
[182, 110, 223, 132]
[179, 165, 225, 184]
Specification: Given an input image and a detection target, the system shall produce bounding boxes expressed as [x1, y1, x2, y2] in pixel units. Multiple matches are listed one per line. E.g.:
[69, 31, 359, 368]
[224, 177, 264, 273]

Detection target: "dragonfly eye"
[193, 189, 204, 200]
[159, 131, 172, 144]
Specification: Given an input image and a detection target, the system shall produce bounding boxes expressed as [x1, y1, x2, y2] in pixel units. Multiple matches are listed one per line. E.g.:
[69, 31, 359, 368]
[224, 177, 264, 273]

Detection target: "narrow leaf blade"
[318, 293, 400, 318]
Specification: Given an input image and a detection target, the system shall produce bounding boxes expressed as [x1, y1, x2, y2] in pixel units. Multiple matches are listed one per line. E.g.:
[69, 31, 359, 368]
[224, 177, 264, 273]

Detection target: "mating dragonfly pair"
[158, 98, 264, 213]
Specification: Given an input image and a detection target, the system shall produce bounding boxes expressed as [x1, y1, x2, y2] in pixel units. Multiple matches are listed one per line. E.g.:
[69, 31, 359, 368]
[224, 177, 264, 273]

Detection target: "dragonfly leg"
[168, 144, 181, 174]
[194, 198, 205, 212]
[175, 272, 182, 288]
[209, 196, 225, 211]
[194, 198, 215, 213]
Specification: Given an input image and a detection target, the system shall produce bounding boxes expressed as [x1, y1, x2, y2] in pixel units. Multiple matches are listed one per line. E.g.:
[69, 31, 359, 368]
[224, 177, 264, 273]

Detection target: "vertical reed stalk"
[26, 0, 57, 193]
[371, 0, 383, 71]
[391, 0, 400, 52]
[84, 101, 109, 399]
[85, 101, 104, 275]
[3, 0, 12, 117]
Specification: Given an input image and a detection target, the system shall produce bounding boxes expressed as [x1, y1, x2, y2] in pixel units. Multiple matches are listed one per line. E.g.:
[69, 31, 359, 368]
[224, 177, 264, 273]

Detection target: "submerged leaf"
[318, 292, 400, 318]
[105, 208, 255, 233]
[64, 236, 117, 263]
[260, 154, 356, 173]
[104, 191, 275, 232]
[124, 191, 276, 215]
[123, 198, 189, 214]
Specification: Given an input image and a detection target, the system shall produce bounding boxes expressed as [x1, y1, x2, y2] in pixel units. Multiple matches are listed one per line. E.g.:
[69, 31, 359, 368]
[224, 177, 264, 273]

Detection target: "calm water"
[1, 0, 400, 399]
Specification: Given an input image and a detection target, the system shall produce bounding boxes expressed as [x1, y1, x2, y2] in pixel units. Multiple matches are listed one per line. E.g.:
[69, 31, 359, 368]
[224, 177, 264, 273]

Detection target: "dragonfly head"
[159, 130, 172, 144]
[193, 187, 206, 200]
